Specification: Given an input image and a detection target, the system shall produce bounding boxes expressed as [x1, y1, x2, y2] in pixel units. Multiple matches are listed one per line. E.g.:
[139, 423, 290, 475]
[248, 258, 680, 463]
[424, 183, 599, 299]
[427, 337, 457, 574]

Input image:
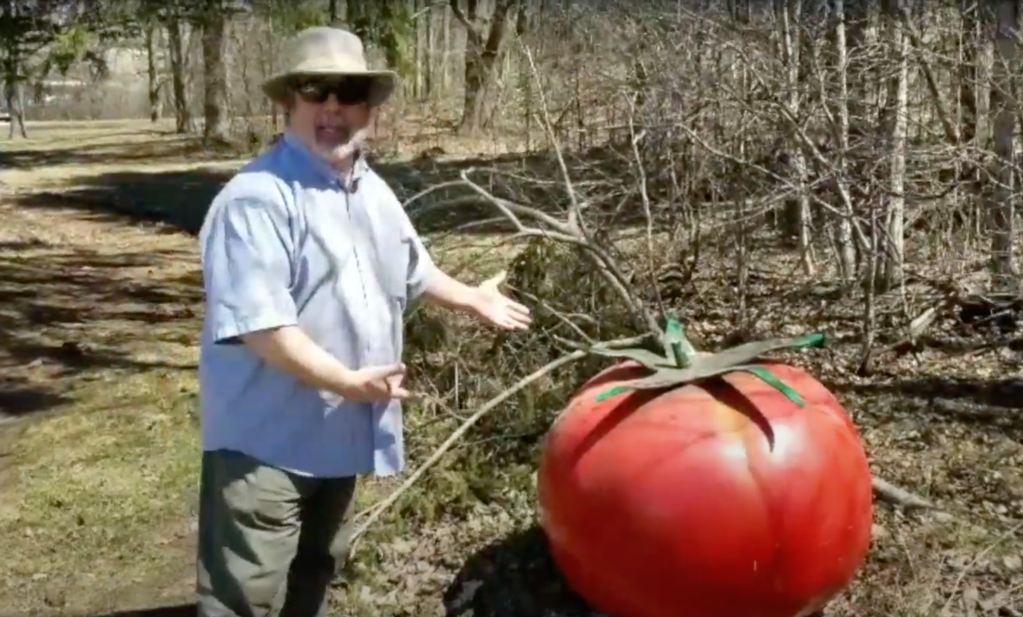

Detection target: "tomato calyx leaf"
[591, 318, 826, 404]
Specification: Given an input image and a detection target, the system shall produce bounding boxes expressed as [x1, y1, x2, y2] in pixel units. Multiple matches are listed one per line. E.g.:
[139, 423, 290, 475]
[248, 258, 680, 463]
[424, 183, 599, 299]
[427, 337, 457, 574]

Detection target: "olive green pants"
[196, 449, 357, 617]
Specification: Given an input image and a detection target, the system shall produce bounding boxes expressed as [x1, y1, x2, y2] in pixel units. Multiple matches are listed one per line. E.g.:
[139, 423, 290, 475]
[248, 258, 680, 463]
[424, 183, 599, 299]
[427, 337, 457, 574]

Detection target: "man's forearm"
[240, 326, 353, 395]
[421, 269, 483, 313]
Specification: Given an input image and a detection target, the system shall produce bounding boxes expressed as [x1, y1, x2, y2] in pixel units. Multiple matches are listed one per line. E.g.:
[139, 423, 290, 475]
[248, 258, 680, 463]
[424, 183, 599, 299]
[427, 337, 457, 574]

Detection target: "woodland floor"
[0, 119, 1021, 617]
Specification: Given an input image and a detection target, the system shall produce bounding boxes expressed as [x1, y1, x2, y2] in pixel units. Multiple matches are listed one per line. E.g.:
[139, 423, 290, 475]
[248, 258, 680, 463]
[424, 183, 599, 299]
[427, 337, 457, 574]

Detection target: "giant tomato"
[538, 360, 873, 617]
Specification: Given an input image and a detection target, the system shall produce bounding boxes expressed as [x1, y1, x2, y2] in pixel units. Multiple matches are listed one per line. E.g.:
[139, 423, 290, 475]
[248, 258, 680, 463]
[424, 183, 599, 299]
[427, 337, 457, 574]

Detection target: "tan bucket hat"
[261, 26, 398, 107]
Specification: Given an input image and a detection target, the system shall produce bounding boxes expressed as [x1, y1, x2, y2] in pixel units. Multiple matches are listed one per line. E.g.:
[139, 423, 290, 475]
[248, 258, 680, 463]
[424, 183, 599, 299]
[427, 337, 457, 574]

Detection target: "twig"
[941, 521, 1022, 616]
[522, 44, 585, 237]
[871, 476, 942, 513]
[514, 288, 596, 343]
[457, 167, 660, 337]
[626, 99, 665, 317]
[348, 335, 649, 552]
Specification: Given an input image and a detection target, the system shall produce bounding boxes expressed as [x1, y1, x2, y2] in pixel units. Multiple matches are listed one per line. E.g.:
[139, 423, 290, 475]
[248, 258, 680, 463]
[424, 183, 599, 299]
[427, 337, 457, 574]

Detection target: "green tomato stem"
[670, 340, 689, 368]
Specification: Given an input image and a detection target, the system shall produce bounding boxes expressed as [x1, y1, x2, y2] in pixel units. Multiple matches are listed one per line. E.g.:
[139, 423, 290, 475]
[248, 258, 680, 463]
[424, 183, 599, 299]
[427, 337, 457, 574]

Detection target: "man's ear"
[278, 93, 296, 122]
[368, 104, 382, 137]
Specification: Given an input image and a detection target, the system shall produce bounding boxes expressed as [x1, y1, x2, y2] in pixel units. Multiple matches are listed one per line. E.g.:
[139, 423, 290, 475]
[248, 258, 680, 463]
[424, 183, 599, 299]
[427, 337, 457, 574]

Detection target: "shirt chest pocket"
[302, 223, 352, 295]
[380, 238, 410, 304]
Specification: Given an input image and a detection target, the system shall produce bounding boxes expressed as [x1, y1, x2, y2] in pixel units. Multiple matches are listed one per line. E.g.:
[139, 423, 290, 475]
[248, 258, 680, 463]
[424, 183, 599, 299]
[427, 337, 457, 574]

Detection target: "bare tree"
[879, 0, 908, 291]
[165, 14, 193, 133]
[2, 0, 28, 138]
[144, 23, 163, 122]
[831, 0, 857, 280]
[450, 0, 521, 133]
[775, 0, 812, 272]
[986, 0, 1017, 293]
[201, 0, 229, 144]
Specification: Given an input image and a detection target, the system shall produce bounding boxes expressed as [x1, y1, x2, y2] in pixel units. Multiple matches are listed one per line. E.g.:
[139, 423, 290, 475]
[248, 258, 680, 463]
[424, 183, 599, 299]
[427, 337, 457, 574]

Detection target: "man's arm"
[394, 204, 484, 313]
[202, 194, 356, 394]
[396, 217, 531, 329]
[241, 327, 358, 394]
[419, 268, 485, 313]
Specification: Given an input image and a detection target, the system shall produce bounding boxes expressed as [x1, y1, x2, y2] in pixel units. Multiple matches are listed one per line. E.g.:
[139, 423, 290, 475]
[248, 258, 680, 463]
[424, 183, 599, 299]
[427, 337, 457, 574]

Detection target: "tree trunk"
[166, 17, 193, 133]
[440, 4, 451, 93]
[415, 0, 428, 98]
[201, 3, 229, 144]
[846, 0, 877, 134]
[958, 2, 988, 238]
[145, 24, 163, 123]
[832, 0, 856, 280]
[986, 0, 1017, 292]
[454, 0, 518, 134]
[2, 0, 27, 139]
[379, 0, 405, 72]
[4, 77, 27, 139]
[348, 1, 374, 42]
[959, 1, 980, 144]
[880, 1, 908, 291]
[777, 0, 813, 274]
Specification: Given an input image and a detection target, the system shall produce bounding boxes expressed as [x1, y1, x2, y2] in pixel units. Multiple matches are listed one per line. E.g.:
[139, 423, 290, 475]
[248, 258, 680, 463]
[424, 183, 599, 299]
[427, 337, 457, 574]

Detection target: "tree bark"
[166, 17, 193, 134]
[880, 0, 908, 291]
[832, 0, 857, 280]
[2, 0, 27, 138]
[986, 0, 1017, 292]
[777, 0, 813, 273]
[201, 1, 229, 144]
[452, 0, 519, 134]
[145, 24, 163, 123]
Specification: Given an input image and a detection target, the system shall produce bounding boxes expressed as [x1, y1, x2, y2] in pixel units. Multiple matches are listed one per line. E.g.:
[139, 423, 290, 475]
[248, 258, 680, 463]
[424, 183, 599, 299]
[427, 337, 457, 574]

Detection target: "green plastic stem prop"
[592, 318, 826, 404]
[664, 317, 694, 368]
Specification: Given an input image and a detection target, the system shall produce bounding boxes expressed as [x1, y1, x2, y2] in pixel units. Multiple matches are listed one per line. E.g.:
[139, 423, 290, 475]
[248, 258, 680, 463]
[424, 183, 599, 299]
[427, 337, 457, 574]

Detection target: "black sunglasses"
[292, 76, 372, 105]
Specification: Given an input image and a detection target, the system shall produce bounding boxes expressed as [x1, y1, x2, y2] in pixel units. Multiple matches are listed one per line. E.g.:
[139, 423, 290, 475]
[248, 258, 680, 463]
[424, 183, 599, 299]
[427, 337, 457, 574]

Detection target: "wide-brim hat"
[261, 26, 398, 108]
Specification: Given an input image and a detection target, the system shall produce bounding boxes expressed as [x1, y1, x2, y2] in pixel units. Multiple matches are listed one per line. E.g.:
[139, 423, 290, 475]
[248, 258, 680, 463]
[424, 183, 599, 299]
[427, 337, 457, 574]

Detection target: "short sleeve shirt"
[197, 132, 435, 478]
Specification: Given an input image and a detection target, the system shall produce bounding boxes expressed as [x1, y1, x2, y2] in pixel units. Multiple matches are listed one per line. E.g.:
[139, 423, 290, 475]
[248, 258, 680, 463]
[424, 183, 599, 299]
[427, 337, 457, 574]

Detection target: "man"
[195, 26, 531, 617]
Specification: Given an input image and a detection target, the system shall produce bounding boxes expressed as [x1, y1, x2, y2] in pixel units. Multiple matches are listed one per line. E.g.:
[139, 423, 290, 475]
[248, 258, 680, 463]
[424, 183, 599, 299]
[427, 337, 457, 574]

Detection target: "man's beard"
[315, 125, 370, 163]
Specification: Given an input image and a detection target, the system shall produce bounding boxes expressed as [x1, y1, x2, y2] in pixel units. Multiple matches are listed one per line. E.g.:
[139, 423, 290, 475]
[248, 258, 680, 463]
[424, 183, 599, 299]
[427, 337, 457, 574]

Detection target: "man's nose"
[321, 94, 342, 111]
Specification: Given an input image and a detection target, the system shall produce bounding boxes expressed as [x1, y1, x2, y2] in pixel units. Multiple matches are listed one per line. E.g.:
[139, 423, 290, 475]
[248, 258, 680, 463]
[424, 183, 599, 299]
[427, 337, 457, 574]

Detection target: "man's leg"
[279, 476, 357, 617]
[196, 449, 309, 617]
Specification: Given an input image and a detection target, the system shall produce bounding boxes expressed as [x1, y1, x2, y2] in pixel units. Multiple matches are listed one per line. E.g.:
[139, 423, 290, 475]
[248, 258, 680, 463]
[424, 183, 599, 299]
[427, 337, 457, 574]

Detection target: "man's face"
[287, 76, 373, 165]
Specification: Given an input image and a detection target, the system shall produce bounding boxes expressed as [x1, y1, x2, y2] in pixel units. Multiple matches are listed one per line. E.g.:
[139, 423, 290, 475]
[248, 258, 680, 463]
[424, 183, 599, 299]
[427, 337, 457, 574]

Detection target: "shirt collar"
[282, 130, 369, 191]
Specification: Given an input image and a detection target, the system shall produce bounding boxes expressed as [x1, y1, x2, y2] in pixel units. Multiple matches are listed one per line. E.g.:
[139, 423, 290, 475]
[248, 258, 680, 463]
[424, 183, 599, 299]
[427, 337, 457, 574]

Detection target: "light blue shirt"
[197, 132, 435, 478]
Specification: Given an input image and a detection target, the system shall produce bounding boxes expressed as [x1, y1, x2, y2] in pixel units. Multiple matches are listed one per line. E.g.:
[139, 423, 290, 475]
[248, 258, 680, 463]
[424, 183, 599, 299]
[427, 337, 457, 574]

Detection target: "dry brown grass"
[0, 172, 206, 613]
[0, 122, 1020, 617]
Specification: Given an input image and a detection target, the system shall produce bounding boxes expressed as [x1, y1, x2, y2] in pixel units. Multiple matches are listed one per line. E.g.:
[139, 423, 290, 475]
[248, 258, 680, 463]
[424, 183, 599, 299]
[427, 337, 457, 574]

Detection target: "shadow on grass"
[828, 375, 1023, 435]
[444, 526, 591, 617]
[837, 375, 1023, 408]
[7, 147, 667, 238]
[79, 605, 195, 617]
[0, 243, 201, 420]
[0, 381, 72, 423]
[0, 132, 243, 170]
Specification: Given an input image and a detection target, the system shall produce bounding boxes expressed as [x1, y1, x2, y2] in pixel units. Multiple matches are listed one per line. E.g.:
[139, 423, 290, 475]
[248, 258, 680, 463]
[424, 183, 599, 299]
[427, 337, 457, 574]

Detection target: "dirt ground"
[0, 120, 1021, 617]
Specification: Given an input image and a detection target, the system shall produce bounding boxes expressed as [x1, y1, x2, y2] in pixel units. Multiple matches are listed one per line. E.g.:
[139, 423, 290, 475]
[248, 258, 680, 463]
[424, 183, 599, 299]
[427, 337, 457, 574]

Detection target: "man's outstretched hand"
[338, 363, 410, 402]
[473, 270, 532, 331]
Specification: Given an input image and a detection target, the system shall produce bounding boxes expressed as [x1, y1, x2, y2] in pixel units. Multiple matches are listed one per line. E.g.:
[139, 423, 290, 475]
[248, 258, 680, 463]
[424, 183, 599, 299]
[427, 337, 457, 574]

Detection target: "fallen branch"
[348, 335, 649, 553]
[456, 180, 940, 518]
[458, 167, 659, 337]
[871, 476, 940, 513]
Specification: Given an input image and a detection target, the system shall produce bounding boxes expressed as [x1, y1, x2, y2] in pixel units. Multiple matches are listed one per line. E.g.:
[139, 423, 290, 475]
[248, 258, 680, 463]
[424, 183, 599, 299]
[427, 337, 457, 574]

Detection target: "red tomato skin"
[538, 361, 874, 617]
